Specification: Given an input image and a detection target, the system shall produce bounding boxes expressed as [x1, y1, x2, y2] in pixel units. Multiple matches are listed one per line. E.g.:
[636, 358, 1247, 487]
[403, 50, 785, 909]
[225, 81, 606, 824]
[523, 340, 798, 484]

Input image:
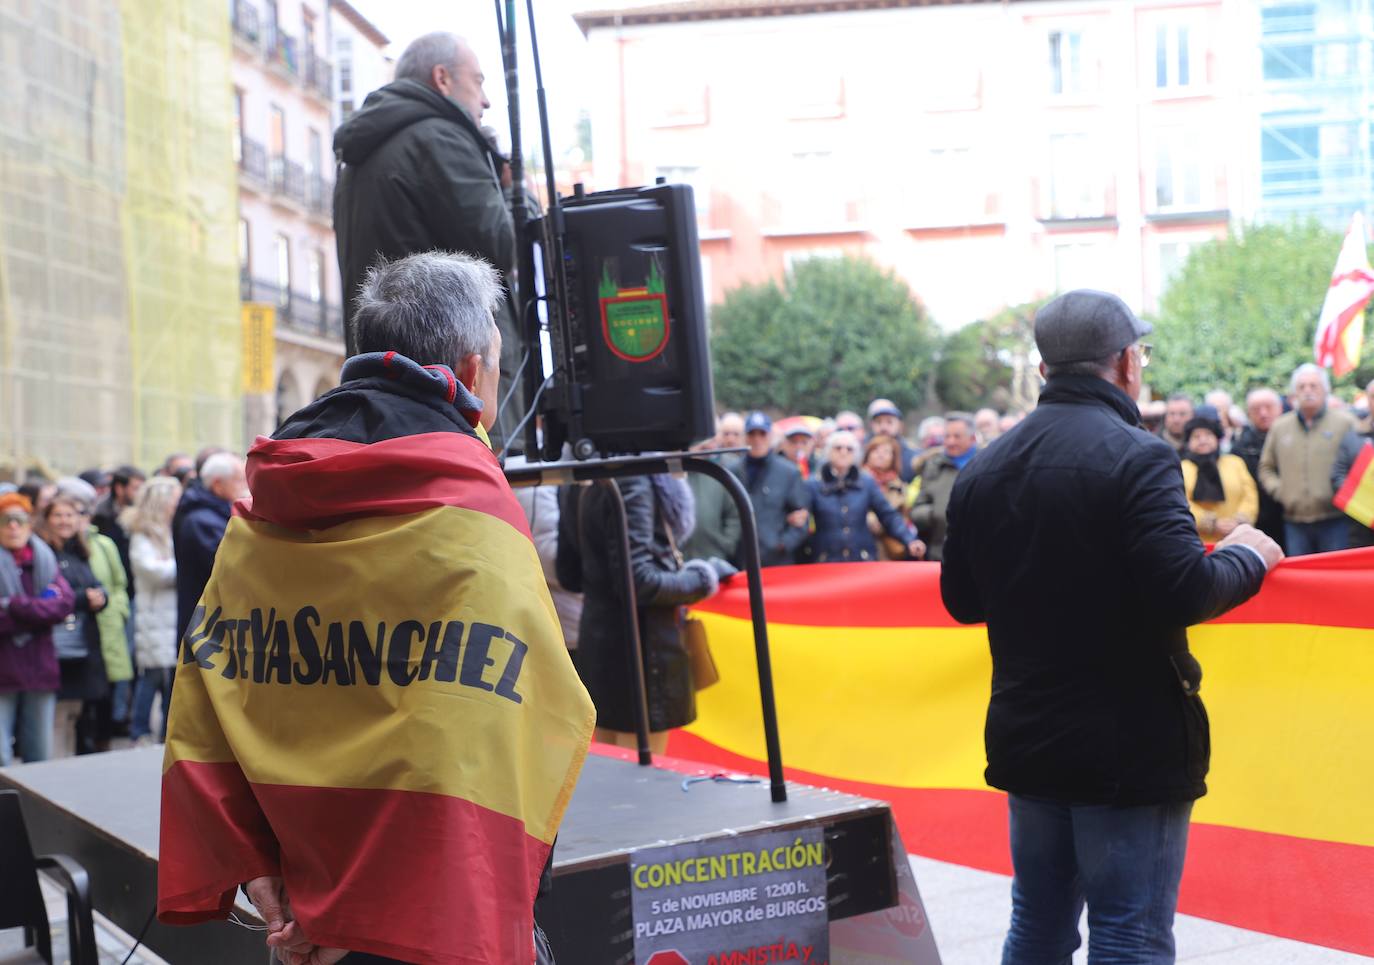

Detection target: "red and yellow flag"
[679, 557, 1374, 956]
[158, 432, 595, 965]
[1335, 440, 1374, 528]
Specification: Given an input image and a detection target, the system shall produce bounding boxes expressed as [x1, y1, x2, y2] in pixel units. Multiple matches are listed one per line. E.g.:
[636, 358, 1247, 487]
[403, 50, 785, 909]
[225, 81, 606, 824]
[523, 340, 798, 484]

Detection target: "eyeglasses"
[1, 513, 30, 527]
[831, 445, 855, 452]
[836, 423, 861, 432]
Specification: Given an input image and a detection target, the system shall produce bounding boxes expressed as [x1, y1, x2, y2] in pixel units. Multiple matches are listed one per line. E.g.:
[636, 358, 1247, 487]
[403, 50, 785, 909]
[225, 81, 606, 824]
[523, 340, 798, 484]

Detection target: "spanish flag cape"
[157, 353, 595, 964]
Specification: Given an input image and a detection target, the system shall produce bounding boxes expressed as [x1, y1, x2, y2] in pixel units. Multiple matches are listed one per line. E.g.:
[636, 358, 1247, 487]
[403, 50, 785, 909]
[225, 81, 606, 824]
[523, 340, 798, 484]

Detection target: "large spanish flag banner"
[158, 432, 596, 965]
[677, 555, 1374, 955]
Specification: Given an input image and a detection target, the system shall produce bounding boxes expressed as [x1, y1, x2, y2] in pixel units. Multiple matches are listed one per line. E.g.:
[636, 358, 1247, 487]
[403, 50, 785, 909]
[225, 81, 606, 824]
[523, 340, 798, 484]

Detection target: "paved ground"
[5, 853, 1367, 963]
[911, 854, 1372, 964]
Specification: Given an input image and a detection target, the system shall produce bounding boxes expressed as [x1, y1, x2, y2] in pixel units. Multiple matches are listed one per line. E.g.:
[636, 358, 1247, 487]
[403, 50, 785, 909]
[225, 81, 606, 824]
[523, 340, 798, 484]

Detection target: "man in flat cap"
[939, 290, 1282, 963]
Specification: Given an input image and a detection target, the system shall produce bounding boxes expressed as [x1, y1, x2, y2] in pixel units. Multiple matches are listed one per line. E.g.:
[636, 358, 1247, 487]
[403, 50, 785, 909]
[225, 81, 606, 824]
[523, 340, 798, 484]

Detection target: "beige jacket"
[1258, 408, 1355, 523]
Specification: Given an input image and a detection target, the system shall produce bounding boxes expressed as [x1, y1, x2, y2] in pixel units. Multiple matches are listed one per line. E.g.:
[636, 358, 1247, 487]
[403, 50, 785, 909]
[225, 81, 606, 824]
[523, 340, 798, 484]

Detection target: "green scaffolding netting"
[0, 0, 240, 475]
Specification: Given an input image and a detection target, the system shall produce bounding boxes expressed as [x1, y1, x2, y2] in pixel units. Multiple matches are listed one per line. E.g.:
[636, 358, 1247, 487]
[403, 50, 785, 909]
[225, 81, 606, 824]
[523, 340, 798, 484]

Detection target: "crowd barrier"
[672, 550, 1374, 955]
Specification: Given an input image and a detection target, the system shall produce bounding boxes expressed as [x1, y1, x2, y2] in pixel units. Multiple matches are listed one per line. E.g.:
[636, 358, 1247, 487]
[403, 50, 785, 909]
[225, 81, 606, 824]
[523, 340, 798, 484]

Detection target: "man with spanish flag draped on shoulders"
[157, 251, 595, 965]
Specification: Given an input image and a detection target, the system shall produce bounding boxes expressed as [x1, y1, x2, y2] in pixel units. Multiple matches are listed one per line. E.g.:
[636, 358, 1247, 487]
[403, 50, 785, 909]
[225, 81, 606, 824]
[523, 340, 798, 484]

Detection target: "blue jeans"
[130, 667, 174, 741]
[0, 690, 57, 765]
[1002, 794, 1193, 965]
[1284, 518, 1349, 556]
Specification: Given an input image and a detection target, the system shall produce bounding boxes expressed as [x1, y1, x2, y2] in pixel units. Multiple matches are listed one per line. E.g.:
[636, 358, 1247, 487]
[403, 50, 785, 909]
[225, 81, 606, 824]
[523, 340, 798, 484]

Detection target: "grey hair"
[915, 415, 946, 438]
[825, 429, 859, 461]
[200, 453, 243, 488]
[1043, 355, 1118, 380]
[53, 476, 97, 513]
[1246, 387, 1281, 407]
[943, 411, 976, 432]
[353, 252, 502, 369]
[394, 32, 466, 88]
[1290, 362, 1331, 394]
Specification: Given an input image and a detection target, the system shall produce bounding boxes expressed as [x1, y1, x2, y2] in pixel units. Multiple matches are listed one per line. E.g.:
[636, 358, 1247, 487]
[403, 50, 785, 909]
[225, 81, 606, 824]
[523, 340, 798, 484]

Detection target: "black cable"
[498, 345, 532, 418]
[119, 904, 156, 965]
[498, 374, 554, 459]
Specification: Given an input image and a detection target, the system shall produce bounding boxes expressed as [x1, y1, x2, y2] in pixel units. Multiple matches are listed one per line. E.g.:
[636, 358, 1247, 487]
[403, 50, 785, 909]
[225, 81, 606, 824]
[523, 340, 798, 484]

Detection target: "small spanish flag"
[1335, 440, 1374, 528]
[157, 431, 595, 964]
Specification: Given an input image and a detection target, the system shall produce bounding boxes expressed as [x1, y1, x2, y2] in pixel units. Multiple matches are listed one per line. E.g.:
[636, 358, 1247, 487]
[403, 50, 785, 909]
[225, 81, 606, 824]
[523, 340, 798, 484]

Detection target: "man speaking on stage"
[939, 289, 1283, 964]
[333, 31, 526, 446]
[156, 252, 594, 965]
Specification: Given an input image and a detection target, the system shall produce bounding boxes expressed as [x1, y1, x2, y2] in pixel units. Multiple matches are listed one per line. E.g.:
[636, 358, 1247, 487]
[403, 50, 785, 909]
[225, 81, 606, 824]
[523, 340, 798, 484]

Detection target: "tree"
[710, 255, 938, 414]
[935, 299, 1045, 413]
[1149, 219, 1374, 400]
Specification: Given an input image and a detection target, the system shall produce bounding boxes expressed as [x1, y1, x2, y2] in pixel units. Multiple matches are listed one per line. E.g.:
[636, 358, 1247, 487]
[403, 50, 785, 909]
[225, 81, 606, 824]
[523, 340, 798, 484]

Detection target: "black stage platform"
[1, 747, 898, 964]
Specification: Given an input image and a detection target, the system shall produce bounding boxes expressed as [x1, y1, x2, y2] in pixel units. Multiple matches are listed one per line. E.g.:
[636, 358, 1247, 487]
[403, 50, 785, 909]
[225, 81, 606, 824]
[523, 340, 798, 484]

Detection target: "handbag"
[664, 521, 720, 691]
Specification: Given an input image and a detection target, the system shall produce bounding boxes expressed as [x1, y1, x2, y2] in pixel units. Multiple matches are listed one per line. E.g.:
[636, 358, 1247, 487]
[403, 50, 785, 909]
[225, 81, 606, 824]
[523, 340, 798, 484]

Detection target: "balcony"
[231, 0, 260, 47]
[305, 50, 334, 103]
[240, 277, 344, 343]
[239, 137, 267, 189]
[267, 154, 307, 207]
[264, 25, 300, 80]
[306, 172, 333, 218]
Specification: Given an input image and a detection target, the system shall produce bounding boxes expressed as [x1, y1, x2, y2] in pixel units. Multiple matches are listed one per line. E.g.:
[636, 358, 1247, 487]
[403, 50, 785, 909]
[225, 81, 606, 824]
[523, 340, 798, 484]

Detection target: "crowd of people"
[673, 365, 1374, 574]
[0, 449, 249, 765]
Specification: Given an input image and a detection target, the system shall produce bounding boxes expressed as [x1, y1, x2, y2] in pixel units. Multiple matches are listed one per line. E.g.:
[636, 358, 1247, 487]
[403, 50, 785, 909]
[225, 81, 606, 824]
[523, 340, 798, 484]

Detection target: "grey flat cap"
[1035, 290, 1152, 365]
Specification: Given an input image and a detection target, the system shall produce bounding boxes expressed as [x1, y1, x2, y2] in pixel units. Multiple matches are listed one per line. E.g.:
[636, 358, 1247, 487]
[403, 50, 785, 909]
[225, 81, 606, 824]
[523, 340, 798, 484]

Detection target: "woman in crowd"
[1180, 411, 1258, 544]
[556, 474, 728, 756]
[41, 491, 111, 755]
[803, 430, 925, 563]
[125, 476, 181, 744]
[0, 492, 75, 765]
[861, 434, 911, 560]
[62, 479, 134, 748]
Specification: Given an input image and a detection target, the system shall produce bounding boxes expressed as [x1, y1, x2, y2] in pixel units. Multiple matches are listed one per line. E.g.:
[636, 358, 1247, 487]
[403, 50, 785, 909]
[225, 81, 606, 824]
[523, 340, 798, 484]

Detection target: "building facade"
[575, 0, 1259, 327]
[1256, 0, 1374, 227]
[230, 0, 345, 440]
[332, 0, 393, 131]
[0, 0, 241, 473]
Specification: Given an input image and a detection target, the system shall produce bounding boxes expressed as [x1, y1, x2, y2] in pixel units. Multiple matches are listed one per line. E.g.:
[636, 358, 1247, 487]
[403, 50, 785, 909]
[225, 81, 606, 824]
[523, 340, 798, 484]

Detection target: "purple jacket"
[0, 545, 76, 693]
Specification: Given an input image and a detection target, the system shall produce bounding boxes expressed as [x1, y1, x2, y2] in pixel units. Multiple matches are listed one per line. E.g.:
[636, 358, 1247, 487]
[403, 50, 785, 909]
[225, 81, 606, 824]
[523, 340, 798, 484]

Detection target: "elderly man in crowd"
[867, 399, 919, 482]
[779, 422, 817, 480]
[974, 408, 1001, 445]
[942, 289, 1280, 965]
[1232, 388, 1287, 551]
[732, 412, 809, 566]
[1159, 393, 1195, 450]
[683, 414, 743, 564]
[172, 452, 247, 647]
[1259, 363, 1355, 555]
[910, 412, 978, 562]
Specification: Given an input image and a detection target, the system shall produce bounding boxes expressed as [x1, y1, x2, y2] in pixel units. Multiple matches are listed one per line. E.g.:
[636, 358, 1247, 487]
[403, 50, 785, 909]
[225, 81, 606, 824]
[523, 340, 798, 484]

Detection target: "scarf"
[865, 464, 900, 488]
[0, 538, 59, 648]
[1184, 451, 1227, 503]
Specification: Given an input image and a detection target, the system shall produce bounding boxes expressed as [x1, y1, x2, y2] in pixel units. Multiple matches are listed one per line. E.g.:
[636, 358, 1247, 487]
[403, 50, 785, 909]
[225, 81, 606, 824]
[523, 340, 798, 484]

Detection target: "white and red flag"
[1314, 212, 1374, 378]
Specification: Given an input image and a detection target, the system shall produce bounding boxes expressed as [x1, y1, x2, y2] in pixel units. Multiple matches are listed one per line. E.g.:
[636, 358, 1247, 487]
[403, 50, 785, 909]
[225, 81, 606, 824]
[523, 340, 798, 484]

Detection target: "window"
[306, 128, 322, 179]
[1261, 123, 1318, 196]
[303, 11, 316, 57]
[339, 59, 352, 95]
[269, 104, 286, 157]
[1155, 23, 1197, 89]
[655, 165, 709, 220]
[1261, 4, 1315, 81]
[1155, 128, 1205, 211]
[789, 151, 846, 224]
[233, 88, 244, 165]
[307, 248, 324, 303]
[238, 218, 250, 276]
[1049, 29, 1085, 95]
[1048, 133, 1106, 219]
[275, 234, 291, 305]
[341, 99, 355, 120]
[783, 249, 842, 275]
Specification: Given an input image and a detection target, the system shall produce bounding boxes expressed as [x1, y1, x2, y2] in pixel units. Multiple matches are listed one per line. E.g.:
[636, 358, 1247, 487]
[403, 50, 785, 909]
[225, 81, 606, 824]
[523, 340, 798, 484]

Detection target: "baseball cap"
[1035, 290, 1152, 366]
[745, 411, 772, 434]
[867, 399, 902, 420]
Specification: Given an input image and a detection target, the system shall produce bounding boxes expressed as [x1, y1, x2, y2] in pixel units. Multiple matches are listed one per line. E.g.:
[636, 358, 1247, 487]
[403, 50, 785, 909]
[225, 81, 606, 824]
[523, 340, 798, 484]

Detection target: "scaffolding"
[0, 0, 241, 477]
[1258, 0, 1374, 227]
